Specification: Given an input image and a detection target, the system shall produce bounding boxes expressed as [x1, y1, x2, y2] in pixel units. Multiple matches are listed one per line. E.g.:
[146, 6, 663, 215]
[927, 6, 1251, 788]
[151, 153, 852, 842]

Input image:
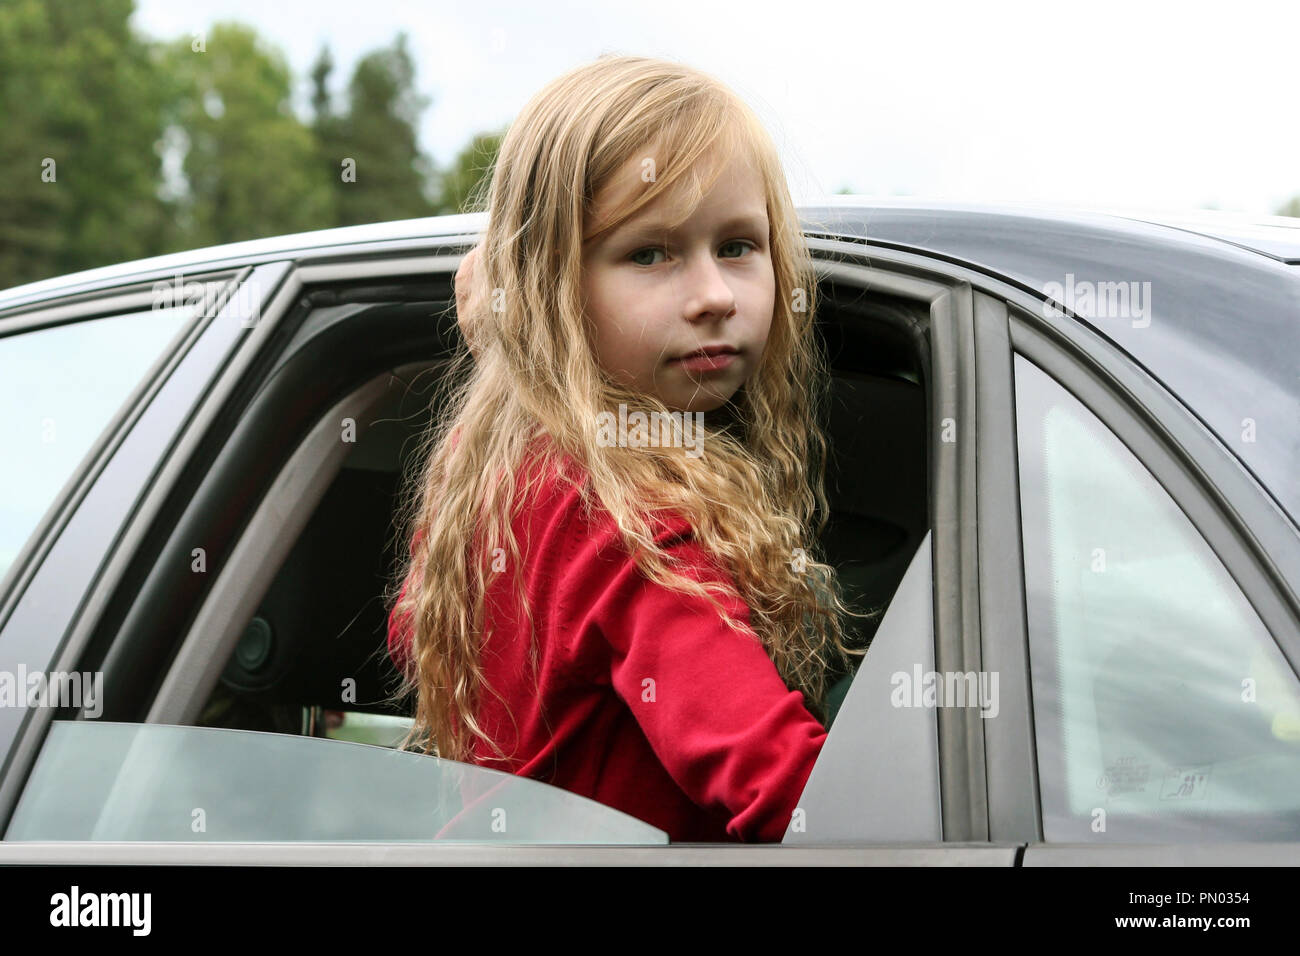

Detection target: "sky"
[132, 0, 1300, 217]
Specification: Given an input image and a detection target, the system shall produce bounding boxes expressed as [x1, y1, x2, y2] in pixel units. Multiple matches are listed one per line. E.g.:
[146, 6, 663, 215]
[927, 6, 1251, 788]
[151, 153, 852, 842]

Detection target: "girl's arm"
[588, 514, 828, 843]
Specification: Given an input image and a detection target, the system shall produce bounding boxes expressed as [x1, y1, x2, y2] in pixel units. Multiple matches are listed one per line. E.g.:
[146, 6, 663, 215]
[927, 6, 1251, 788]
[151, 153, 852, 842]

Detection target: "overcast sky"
[132, 0, 1300, 217]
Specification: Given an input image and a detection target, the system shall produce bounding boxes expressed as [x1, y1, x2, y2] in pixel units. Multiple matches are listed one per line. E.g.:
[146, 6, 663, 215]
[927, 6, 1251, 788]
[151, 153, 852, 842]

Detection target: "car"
[0, 199, 1297, 865]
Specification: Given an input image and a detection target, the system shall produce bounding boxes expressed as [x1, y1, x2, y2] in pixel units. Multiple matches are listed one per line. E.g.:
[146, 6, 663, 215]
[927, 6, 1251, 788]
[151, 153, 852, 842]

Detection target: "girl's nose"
[683, 252, 737, 321]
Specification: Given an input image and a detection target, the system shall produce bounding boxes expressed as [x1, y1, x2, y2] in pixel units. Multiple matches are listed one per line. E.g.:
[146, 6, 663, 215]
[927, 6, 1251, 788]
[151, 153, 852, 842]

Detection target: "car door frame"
[135, 236, 997, 855]
[202, 236, 1015, 857]
[0, 231, 1010, 863]
[793, 239, 990, 845]
[970, 259, 1300, 861]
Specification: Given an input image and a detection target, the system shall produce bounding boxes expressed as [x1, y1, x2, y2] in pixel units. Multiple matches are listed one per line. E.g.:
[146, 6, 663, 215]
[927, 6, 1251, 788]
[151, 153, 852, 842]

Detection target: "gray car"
[0, 200, 1297, 865]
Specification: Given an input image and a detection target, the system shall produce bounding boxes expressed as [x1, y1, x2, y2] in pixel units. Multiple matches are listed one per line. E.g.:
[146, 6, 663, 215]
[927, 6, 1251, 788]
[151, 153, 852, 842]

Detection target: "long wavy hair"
[387, 54, 873, 764]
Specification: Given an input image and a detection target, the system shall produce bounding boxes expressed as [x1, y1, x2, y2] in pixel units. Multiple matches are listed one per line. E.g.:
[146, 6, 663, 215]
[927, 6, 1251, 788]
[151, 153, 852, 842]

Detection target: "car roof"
[0, 212, 493, 312]
[803, 196, 1300, 263]
[3, 198, 1298, 313]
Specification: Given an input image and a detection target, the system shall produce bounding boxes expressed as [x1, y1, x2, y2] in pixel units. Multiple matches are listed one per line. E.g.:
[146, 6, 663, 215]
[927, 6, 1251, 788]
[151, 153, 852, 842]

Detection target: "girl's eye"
[629, 247, 666, 266]
[719, 240, 754, 259]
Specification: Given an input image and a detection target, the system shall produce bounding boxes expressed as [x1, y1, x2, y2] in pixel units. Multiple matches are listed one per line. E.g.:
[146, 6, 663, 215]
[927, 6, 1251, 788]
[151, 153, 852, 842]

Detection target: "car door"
[0, 235, 1011, 863]
[970, 280, 1300, 864]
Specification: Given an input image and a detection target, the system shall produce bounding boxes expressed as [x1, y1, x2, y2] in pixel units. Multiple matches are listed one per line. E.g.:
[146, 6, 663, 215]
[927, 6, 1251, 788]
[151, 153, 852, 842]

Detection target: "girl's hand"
[454, 245, 484, 360]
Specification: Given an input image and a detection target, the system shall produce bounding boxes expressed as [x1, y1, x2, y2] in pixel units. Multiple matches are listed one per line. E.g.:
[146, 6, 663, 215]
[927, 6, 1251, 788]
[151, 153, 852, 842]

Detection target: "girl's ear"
[455, 245, 484, 360]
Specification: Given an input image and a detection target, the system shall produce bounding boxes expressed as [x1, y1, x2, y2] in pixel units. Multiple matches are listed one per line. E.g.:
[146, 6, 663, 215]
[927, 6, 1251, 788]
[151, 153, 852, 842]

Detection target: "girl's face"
[580, 148, 775, 413]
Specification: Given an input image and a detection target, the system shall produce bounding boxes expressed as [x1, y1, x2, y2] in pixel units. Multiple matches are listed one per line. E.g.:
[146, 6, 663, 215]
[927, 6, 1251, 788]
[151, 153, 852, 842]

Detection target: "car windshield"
[5, 722, 668, 844]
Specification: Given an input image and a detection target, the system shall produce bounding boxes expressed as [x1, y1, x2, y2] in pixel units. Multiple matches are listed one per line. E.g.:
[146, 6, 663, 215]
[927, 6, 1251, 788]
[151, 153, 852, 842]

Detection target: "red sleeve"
[588, 515, 828, 843]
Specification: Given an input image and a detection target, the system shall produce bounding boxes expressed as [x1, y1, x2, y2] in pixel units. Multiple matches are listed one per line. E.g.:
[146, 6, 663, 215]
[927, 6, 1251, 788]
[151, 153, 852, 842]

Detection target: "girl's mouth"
[673, 343, 740, 372]
[674, 351, 737, 372]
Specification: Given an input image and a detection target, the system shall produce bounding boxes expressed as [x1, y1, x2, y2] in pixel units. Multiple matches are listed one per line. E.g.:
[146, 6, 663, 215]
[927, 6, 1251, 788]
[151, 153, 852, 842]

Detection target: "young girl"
[386, 54, 868, 843]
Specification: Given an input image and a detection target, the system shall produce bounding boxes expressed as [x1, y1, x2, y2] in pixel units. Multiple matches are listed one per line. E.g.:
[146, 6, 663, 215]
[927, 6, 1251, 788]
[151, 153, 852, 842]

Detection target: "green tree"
[1276, 196, 1300, 218]
[436, 130, 505, 214]
[0, 0, 175, 289]
[308, 44, 343, 227]
[158, 21, 333, 248]
[1, 6, 489, 292]
[312, 32, 437, 227]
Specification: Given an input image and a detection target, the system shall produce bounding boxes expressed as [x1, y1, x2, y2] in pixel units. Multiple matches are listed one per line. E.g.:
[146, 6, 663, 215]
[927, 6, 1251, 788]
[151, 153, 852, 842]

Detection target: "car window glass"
[1014, 355, 1300, 842]
[0, 304, 194, 585]
[5, 721, 668, 844]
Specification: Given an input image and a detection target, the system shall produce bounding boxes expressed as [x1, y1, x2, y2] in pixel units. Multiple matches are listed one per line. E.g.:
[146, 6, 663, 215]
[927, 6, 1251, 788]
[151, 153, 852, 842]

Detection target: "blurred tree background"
[0, 0, 503, 290]
[2, 0, 1298, 292]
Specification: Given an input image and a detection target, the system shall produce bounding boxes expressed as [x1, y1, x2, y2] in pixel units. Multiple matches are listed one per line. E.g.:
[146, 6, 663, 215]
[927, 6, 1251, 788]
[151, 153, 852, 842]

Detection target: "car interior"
[195, 280, 931, 745]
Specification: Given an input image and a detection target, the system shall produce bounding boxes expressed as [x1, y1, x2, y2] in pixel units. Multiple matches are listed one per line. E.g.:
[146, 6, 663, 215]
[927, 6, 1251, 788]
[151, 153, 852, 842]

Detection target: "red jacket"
[387, 443, 827, 843]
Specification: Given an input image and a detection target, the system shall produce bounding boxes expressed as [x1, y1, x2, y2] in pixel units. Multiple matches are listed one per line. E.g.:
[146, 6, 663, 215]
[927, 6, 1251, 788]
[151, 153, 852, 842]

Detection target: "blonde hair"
[388, 54, 873, 764]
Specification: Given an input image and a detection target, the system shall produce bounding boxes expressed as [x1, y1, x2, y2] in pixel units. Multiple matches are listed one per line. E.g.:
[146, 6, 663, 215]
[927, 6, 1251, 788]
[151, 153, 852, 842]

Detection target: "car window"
[126, 293, 932, 847]
[0, 303, 196, 586]
[1013, 355, 1300, 842]
[5, 721, 667, 843]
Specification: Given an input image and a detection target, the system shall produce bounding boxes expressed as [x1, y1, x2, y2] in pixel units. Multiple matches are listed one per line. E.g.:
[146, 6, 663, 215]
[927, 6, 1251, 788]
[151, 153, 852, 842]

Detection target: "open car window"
[44, 271, 938, 849]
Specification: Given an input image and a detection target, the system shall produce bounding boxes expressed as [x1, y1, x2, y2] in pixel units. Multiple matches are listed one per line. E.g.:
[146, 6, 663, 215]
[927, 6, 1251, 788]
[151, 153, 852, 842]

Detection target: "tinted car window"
[6, 722, 668, 843]
[0, 304, 194, 585]
[1014, 355, 1300, 843]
